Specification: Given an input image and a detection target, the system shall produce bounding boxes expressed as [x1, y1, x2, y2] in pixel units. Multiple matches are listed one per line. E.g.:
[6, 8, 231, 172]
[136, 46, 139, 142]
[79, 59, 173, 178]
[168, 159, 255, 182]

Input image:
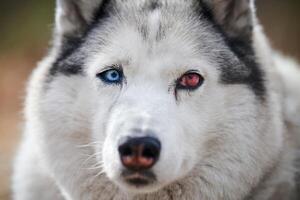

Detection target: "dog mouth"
[121, 170, 156, 187]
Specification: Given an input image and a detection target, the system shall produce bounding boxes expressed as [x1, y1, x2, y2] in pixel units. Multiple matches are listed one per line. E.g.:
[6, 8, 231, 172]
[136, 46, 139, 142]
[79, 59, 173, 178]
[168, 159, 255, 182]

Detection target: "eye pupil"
[177, 72, 203, 90]
[186, 75, 199, 86]
[107, 70, 119, 80]
[106, 70, 120, 81]
[111, 72, 118, 78]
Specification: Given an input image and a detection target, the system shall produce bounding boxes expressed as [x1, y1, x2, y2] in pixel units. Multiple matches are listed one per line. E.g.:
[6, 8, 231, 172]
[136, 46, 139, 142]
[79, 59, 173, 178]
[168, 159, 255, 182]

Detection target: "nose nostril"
[121, 146, 133, 157]
[118, 137, 161, 170]
[142, 146, 158, 159]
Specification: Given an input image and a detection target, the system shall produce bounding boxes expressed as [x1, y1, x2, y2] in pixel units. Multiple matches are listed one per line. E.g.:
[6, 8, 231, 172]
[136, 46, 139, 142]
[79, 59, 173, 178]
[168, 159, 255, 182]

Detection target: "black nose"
[118, 137, 161, 170]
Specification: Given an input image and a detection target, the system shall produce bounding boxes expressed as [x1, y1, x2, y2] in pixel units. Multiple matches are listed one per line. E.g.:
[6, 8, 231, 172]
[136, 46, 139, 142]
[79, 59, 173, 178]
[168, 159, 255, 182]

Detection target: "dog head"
[46, 0, 282, 196]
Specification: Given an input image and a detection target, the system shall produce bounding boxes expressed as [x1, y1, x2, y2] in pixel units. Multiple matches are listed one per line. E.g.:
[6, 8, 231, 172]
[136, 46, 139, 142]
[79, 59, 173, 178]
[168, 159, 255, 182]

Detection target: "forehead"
[50, 0, 265, 99]
[84, 0, 232, 70]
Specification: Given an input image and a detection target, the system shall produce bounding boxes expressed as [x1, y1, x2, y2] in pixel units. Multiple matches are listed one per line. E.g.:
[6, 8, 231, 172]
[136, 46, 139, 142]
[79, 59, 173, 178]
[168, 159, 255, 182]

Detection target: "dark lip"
[121, 170, 156, 187]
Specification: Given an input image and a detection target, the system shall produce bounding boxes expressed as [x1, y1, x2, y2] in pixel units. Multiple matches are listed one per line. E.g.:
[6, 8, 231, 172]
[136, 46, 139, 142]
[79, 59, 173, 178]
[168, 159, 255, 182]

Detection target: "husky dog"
[12, 0, 300, 199]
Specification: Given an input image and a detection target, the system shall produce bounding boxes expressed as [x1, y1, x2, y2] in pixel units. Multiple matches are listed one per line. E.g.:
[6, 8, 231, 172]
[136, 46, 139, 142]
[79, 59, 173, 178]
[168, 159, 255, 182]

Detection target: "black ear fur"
[202, 0, 254, 42]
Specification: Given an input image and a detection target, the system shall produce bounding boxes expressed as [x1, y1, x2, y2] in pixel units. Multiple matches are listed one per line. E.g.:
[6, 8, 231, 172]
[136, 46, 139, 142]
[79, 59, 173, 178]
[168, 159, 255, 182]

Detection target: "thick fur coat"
[13, 0, 300, 199]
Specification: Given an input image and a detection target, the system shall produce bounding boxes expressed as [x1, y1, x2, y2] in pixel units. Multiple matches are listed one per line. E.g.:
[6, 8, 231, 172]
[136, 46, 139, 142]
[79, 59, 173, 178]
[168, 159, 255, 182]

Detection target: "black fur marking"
[50, 37, 84, 76]
[139, 24, 149, 40]
[155, 22, 165, 42]
[93, 0, 114, 23]
[148, 0, 162, 11]
[198, 0, 266, 99]
[220, 39, 265, 98]
[50, 0, 112, 77]
[140, 1, 164, 41]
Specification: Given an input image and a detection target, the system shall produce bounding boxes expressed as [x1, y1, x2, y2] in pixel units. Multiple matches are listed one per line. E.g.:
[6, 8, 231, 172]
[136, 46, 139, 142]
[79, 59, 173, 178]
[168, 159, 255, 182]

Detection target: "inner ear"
[56, 1, 87, 38]
[201, 0, 254, 42]
[55, 0, 108, 39]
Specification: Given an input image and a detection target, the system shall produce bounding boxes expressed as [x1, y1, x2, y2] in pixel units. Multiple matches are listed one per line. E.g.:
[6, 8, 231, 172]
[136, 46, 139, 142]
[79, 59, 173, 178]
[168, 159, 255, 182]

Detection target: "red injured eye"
[177, 72, 204, 90]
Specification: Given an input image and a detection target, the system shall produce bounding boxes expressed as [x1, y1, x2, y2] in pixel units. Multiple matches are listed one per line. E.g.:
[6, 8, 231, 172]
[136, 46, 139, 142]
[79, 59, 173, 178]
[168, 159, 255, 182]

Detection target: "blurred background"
[0, 0, 299, 199]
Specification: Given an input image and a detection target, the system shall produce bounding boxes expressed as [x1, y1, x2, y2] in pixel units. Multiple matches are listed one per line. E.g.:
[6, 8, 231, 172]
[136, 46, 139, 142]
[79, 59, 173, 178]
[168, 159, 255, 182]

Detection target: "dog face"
[43, 0, 281, 196]
[87, 13, 223, 191]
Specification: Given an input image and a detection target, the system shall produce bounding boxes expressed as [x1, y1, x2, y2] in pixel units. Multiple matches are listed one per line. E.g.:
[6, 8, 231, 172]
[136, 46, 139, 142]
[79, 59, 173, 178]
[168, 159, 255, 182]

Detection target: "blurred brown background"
[0, 0, 299, 199]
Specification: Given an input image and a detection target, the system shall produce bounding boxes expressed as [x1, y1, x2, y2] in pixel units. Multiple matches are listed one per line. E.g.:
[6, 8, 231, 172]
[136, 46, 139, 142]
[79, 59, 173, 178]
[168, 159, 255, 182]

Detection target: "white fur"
[13, 0, 300, 200]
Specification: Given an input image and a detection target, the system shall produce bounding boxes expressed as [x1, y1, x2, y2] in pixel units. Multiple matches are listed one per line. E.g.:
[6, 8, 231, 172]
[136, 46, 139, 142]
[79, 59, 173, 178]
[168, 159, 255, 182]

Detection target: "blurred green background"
[0, 0, 299, 199]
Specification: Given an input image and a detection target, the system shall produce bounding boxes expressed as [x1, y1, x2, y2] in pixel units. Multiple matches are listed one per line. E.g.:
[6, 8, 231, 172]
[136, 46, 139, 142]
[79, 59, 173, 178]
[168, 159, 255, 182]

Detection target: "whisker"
[81, 152, 103, 166]
[90, 169, 106, 183]
[85, 165, 104, 170]
[77, 141, 104, 149]
[94, 169, 106, 178]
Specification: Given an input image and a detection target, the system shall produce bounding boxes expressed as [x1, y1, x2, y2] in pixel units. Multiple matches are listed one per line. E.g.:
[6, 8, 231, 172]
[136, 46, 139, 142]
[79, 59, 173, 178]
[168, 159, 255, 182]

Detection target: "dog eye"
[97, 68, 123, 84]
[176, 72, 204, 90]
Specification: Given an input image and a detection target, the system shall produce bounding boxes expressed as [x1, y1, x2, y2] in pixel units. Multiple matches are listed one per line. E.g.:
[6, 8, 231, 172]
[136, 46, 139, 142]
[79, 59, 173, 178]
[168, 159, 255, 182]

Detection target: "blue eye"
[97, 68, 123, 84]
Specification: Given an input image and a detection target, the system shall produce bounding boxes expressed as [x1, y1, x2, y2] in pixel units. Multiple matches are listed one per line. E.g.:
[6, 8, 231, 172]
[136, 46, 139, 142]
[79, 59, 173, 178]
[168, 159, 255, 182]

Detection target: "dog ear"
[55, 0, 104, 39]
[202, 0, 255, 42]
